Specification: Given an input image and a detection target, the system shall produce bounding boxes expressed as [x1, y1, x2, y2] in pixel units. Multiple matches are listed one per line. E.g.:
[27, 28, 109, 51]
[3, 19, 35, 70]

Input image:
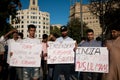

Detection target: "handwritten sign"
[9, 42, 42, 67]
[47, 41, 75, 64]
[75, 47, 109, 73]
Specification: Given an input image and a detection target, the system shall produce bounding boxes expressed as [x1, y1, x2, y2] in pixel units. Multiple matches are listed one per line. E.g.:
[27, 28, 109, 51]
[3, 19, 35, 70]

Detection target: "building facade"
[10, 0, 50, 39]
[69, 2, 102, 38]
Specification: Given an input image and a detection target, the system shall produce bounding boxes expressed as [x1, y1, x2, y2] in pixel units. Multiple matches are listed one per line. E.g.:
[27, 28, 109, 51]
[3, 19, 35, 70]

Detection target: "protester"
[53, 26, 77, 80]
[78, 37, 86, 46]
[79, 29, 102, 80]
[22, 24, 41, 80]
[47, 33, 59, 80]
[48, 33, 59, 41]
[1, 29, 22, 80]
[41, 34, 48, 80]
[0, 42, 5, 77]
[102, 25, 120, 80]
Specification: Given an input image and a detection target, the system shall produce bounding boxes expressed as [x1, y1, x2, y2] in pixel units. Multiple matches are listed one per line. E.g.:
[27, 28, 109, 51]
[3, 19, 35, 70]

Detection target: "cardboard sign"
[75, 47, 109, 73]
[10, 42, 42, 67]
[47, 41, 75, 64]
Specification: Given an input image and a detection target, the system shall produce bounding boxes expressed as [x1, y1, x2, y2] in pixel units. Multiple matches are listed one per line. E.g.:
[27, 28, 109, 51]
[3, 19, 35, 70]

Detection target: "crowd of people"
[0, 24, 120, 80]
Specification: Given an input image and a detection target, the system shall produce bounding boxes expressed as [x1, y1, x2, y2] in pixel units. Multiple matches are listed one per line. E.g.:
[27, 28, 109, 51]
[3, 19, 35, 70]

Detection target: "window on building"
[21, 16, 24, 19]
[43, 30, 45, 33]
[21, 30, 23, 33]
[39, 34, 41, 37]
[27, 16, 29, 19]
[21, 25, 24, 28]
[43, 17, 45, 20]
[21, 21, 24, 23]
[43, 26, 45, 29]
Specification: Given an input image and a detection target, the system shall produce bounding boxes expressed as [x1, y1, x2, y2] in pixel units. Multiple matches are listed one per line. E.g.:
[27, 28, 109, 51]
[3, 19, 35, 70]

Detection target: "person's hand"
[10, 52, 13, 57]
[10, 29, 18, 33]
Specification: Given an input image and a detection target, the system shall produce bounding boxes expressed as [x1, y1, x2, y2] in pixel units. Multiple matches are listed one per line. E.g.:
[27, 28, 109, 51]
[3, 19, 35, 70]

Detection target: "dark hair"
[86, 29, 94, 33]
[28, 24, 36, 31]
[53, 33, 59, 38]
[110, 25, 120, 31]
[81, 37, 86, 41]
[18, 32, 23, 39]
[42, 34, 48, 39]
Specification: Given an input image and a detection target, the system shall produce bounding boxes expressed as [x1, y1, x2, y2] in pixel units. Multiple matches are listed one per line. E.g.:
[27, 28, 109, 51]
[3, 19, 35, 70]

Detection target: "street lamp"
[80, 0, 83, 37]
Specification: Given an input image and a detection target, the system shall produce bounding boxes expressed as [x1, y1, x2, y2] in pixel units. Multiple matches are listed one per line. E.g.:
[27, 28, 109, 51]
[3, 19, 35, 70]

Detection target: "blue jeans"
[53, 64, 73, 80]
[23, 67, 40, 80]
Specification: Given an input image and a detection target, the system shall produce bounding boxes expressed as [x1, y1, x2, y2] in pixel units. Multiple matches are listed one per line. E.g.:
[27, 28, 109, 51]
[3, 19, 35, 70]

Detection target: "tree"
[50, 26, 61, 37]
[67, 18, 88, 43]
[89, 0, 120, 39]
[0, 0, 21, 36]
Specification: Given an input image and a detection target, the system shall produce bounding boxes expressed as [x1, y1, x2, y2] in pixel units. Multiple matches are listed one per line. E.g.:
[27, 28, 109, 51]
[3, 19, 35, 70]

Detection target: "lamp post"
[80, 0, 83, 37]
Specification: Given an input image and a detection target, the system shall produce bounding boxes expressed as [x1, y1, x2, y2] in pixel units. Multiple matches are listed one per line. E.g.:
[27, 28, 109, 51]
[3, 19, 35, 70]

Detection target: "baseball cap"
[60, 26, 67, 32]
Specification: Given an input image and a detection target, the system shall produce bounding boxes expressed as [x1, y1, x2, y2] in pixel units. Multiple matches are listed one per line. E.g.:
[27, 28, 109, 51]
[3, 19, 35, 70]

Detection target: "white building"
[10, 0, 50, 39]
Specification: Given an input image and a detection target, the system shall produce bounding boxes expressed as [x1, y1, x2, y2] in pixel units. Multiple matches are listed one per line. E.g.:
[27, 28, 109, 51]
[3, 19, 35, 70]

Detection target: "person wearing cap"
[102, 26, 120, 80]
[53, 26, 77, 80]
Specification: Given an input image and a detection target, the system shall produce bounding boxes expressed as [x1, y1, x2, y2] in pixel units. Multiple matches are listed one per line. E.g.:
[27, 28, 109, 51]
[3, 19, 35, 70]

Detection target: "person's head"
[96, 37, 101, 41]
[86, 29, 94, 41]
[18, 32, 23, 39]
[48, 33, 59, 41]
[27, 24, 36, 38]
[110, 26, 120, 39]
[60, 26, 68, 37]
[12, 31, 19, 40]
[42, 34, 48, 42]
[81, 37, 86, 41]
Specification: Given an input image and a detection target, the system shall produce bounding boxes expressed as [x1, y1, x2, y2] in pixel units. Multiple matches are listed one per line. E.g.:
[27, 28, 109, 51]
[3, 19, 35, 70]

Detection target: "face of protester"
[87, 32, 94, 41]
[61, 30, 68, 38]
[13, 32, 19, 40]
[111, 30, 120, 39]
[28, 28, 36, 38]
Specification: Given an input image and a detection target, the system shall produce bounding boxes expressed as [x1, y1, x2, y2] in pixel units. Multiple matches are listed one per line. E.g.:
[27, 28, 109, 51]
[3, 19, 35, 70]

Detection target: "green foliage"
[67, 18, 88, 43]
[0, 0, 21, 36]
[50, 26, 61, 37]
[89, 0, 120, 39]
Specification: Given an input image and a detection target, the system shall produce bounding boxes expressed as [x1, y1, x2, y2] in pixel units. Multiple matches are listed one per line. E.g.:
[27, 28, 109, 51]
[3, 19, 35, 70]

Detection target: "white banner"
[47, 41, 75, 64]
[75, 47, 109, 73]
[10, 42, 42, 67]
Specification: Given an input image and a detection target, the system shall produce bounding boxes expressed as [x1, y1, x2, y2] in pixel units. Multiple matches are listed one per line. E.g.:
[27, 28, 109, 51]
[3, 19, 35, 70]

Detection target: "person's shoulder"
[79, 41, 88, 46]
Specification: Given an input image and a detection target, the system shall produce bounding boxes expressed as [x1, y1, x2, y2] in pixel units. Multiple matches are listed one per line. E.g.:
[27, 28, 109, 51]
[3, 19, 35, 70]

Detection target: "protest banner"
[47, 41, 75, 64]
[75, 47, 109, 73]
[9, 42, 42, 67]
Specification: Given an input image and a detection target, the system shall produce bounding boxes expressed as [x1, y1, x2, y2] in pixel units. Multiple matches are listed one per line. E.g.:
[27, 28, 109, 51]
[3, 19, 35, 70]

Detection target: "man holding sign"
[52, 26, 77, 80]
[78, 29, 102, 80]
[21, 24, 41, 80]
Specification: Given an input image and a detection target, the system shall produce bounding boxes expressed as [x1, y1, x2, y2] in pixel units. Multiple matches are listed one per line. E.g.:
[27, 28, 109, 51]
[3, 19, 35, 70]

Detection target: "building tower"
[10, 0, 50, 39]
[69, 1, 102, 38]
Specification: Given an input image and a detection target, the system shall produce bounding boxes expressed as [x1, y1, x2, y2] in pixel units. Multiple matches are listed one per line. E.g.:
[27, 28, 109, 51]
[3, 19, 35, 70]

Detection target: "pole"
[80, 0, 83, 37]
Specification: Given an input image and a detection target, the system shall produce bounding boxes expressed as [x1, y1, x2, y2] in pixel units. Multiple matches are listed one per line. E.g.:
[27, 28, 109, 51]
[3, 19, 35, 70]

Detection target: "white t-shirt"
[56, 36, 74, 42]
[22, 37, 40, 44]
